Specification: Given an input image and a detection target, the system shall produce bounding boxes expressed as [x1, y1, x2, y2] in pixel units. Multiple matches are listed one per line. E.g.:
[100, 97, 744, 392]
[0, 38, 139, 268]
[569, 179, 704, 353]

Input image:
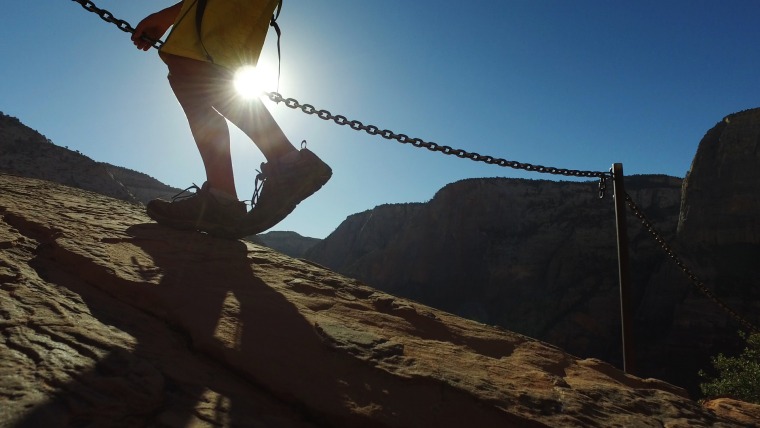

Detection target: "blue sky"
[3, 1, 760, 238]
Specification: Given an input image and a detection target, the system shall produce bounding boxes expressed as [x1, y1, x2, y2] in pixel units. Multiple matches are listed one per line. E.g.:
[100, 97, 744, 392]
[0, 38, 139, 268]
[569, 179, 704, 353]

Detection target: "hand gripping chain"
[71, 0, 164, 49]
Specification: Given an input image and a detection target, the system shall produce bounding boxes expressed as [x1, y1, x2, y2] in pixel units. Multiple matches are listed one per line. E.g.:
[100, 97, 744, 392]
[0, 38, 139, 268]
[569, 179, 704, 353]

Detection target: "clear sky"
[3, 1, 760, 239]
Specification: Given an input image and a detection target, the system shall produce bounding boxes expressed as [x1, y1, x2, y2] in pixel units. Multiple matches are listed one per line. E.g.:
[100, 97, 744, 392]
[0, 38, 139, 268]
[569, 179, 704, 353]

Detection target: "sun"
[233, 63, 277, 99]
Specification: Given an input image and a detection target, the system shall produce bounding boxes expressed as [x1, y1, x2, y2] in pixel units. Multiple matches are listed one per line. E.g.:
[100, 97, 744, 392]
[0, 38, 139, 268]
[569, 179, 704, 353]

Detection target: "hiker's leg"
[213, 87, 298, 162]
[164, 54, 237, 198]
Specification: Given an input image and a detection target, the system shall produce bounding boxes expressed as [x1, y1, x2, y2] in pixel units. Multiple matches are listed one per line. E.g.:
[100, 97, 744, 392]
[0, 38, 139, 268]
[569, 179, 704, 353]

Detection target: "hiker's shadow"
[118, 224, 313, 426]
[16, 223, 316, 427]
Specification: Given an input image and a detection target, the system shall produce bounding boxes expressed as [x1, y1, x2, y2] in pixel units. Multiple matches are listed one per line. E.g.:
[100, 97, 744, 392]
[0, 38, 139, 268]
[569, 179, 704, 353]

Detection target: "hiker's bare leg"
[165, 54, 297, 184]
[164, 54, 237, 198]
[215, 94, 298, 162]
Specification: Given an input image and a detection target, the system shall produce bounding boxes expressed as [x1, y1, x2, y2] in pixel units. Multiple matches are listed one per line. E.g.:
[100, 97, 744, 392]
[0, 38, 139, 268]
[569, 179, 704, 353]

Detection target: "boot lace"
[171, 183, 202, 202]
[250, 166, 268, 208]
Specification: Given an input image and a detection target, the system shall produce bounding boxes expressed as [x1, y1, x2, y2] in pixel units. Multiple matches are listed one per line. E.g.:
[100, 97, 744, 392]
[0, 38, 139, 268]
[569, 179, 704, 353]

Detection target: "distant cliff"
[676, 109, 760, 300]
[248, 230, 321, 259]
[679, 108, 760, 248]
[0, 111, 180, 205]
[307, 202, 424, 272]
[306, 175, 698, 381]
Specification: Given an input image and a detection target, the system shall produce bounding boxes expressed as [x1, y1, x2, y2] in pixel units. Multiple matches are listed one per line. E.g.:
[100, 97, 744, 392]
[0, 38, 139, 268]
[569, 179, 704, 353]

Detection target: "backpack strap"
[270, 0, 283, 90]
[195, 0, 214, 62]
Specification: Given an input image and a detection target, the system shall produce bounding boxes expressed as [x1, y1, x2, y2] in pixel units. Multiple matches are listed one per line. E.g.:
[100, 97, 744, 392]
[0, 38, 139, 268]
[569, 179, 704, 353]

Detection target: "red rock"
[703, 398, 760, 427]
[0, 173, 753, 427]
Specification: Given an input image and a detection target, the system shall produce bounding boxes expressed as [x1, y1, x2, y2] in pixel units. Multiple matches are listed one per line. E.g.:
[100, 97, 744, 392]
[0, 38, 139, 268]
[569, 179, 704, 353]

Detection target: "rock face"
[1, 173, 753, 427]
[307, 203, 424, 274]
[0, 112, 181, 205]
[676, 108, 760, 301]
[248, 231, 321, 259]
[660, 108, 760, 396]
[679, 108, 760, 247]
[308, 176, 697, 373]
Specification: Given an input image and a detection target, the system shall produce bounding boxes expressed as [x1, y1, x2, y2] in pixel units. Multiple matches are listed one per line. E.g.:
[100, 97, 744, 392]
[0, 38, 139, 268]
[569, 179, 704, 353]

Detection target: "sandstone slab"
[0, 174, 754, 427]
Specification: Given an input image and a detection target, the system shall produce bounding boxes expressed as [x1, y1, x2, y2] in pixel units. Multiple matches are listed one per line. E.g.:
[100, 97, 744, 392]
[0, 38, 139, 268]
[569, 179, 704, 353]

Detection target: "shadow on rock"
[14, 223, 316, 427]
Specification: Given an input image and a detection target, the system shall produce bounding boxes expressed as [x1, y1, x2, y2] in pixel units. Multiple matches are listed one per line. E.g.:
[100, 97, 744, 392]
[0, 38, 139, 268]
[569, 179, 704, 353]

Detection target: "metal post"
[611, 163, 635, 374]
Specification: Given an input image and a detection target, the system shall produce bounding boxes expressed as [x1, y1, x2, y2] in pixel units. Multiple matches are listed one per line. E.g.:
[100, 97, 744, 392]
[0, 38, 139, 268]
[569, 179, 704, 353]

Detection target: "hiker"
[131, 0, 331, 238]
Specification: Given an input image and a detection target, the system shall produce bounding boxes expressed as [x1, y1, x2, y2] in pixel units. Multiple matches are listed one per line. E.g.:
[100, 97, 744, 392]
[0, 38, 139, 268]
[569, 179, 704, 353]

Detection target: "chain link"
[71, 0, 163, 49]
[624, 193, 759, 333]
[266, 92, 611, 197]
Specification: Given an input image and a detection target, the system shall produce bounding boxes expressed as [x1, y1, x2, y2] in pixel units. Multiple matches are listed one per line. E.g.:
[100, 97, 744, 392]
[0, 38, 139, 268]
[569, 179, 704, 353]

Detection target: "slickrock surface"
[0, 173, 756, 427]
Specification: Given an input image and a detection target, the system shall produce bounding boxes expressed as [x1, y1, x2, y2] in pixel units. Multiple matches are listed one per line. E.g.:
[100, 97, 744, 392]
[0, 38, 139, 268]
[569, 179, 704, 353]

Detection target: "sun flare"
[233, 64, 276, 99]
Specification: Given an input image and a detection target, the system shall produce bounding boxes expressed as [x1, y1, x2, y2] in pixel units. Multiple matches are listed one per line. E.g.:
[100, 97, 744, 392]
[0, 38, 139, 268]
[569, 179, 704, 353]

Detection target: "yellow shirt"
[160, 0, 280, 71]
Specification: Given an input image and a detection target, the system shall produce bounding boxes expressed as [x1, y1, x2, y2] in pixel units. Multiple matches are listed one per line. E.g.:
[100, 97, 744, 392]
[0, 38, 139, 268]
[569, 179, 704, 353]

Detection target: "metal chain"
[67, 0, 610, 195]
[264, 92, 611, 197]
[71, 0, 163, 49]
[624, 193, 759, 333]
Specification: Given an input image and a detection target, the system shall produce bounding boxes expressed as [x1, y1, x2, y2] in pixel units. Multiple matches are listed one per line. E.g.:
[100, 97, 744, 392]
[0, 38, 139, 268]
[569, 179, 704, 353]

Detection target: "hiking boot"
[238, 148, 332, 236]
[146, 182, 246, 238]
